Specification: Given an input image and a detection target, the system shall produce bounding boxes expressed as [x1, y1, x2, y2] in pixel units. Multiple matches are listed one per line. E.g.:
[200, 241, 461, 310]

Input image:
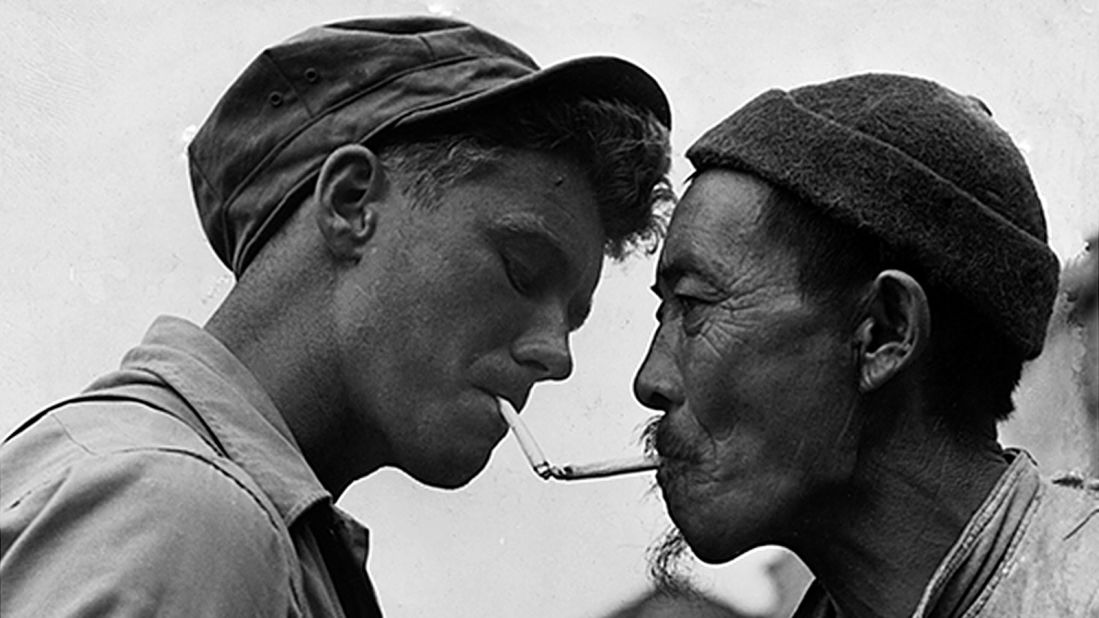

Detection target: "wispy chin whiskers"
[646, 526, 700, 598]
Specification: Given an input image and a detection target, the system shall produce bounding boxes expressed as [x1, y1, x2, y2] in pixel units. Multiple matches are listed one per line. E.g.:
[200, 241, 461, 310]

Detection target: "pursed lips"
[484, 394, 510, 441]
[483, 389, 526, 441]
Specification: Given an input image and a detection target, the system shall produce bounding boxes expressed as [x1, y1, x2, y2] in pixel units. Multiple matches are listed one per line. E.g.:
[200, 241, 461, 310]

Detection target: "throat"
[789, 428, 1008, 618]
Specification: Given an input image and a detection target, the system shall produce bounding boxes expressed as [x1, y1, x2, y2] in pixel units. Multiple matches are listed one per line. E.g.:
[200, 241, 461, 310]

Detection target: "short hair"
[758, 185, 1025, 430]
[374, 95, 673, 259]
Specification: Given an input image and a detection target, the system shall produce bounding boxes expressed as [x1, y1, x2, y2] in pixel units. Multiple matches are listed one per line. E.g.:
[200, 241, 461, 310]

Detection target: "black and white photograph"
[2, 2, 1096, 616]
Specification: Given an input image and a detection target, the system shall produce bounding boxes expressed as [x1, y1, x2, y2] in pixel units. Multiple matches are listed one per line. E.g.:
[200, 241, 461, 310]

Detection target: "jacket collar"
[912, 448, 1040, 617]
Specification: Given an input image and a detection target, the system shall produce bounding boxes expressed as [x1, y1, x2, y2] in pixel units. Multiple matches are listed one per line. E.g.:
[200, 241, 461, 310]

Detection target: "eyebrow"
[490, 214, 593, 330]
[652, 256, 725, 298]
[650, 265, 679, 298]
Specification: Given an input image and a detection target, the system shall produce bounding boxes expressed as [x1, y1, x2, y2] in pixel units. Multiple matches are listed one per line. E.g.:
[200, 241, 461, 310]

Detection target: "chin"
[405, 450, 492, 489]
[424, 474, 476, 490]
[666, 492, 762, 566]
[674, 515, 761, 565]
[684, 533, 751, 565]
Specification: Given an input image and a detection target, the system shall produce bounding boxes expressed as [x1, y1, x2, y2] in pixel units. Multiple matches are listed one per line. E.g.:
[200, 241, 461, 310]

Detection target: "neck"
[788, 393, 1007, 618]
[204, 258, 386, 498]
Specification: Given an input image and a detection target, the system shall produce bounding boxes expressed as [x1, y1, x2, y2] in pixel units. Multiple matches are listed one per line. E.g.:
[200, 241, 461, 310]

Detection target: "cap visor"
[389, 55, 671, 134]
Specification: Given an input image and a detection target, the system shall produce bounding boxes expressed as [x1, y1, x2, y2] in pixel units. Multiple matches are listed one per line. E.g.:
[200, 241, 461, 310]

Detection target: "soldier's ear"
[853, 270, 930, 393]
[313, 144, 387, 262]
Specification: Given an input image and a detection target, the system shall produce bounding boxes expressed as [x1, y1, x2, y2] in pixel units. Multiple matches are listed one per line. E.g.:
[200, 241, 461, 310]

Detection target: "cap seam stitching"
[417, 33, 439, 61]
[220, 54, 482, 211]
[263, 51, 313, 118]
[187, 153, 233, 266]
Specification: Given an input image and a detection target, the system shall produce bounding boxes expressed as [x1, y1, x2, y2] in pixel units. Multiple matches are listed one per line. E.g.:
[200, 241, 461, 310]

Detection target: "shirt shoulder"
[1, 403, 304, 616]
[2, 399, 215, 501]
[971, 478, 1099, 616]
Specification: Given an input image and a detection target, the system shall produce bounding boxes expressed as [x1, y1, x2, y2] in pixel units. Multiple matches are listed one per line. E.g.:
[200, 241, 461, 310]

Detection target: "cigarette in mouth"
[496, 397, 659, 481]
[495, 396, 556, 479]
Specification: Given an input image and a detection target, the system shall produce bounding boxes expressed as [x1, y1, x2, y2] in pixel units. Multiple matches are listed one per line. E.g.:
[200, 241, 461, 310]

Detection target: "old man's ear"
[314, 144, 385, 261]
[854, 269, 931, 393]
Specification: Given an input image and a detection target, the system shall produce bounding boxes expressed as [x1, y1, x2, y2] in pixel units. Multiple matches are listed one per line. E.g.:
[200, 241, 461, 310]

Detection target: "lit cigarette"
[496, 397, 659, 481]
[555, 456, 658, 480]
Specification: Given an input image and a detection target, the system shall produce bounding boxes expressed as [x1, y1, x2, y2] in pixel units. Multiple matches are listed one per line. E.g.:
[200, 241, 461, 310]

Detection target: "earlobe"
[314, 144, 387, 262]
[855, 270, 930, 393]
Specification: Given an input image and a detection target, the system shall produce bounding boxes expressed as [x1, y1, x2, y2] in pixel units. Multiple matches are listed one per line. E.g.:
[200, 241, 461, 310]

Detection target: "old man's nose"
[634, 344, 679, 412]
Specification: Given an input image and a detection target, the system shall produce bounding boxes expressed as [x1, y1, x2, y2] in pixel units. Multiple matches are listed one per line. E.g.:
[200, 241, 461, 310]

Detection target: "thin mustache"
[642, 414, 702, 464]
[641, 415, 661, 459]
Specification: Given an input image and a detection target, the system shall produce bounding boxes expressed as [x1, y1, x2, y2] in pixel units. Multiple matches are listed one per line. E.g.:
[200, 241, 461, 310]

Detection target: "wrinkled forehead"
[662, 169, 775, 265]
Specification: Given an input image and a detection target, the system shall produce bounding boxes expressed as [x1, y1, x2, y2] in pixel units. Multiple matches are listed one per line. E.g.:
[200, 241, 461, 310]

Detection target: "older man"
[1, 16, 670, 616]
[635, 74, 1097, 616]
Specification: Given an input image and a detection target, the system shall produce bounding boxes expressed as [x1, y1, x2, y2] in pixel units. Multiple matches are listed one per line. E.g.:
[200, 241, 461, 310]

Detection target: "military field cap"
[687, 73, 1059, 359]
[188, 16, 671, 276]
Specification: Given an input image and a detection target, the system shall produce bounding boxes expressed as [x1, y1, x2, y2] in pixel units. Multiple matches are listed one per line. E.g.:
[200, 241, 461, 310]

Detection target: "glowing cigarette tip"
[496, 397, 554, 478]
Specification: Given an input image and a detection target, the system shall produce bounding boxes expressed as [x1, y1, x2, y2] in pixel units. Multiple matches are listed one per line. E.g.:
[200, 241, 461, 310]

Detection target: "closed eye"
[677, 294, 707, 312]
[650, 283, 706, 318]
[502, 253, 537, 296]
[657, 295, 705, 318]
[675, 294, 709, 335]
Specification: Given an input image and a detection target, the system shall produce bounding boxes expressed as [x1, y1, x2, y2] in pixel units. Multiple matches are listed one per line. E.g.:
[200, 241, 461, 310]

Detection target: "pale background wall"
[1, 1, 1096, 616]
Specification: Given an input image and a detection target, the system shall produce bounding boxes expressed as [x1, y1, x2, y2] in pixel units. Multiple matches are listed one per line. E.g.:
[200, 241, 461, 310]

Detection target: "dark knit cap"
[687, 73, 1059, 359]
[188, 16, 670, 276]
